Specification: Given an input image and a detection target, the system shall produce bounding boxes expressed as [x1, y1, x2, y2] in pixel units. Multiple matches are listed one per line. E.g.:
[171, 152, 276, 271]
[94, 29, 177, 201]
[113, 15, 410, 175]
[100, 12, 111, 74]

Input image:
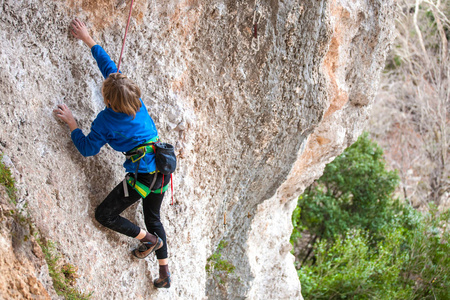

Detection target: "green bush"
[294, 133, 401, 245]
[401, 207, 450, 300]
[298, 208, 450, 300]
[206, 240, 236, 274]
[206, 240, 239, 285]
[299, 228, 412, 300]
[0, 153, 17, 203]
[291, 133, 450, 299]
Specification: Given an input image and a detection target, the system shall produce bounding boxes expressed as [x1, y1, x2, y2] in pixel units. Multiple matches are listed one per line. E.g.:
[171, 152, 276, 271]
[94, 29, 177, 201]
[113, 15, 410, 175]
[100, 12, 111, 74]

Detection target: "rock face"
[0, 0, 394, 299]
[0, 183, 56, 299]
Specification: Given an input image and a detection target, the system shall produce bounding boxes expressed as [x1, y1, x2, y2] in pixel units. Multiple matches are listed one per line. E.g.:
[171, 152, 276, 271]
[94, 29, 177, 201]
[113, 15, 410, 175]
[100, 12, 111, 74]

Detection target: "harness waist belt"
[125, 136, 160, 163]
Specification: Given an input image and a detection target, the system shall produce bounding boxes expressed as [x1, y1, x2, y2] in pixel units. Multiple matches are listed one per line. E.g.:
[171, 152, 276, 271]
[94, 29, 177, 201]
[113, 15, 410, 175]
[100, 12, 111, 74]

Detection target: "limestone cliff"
[0, 0, 394, 299]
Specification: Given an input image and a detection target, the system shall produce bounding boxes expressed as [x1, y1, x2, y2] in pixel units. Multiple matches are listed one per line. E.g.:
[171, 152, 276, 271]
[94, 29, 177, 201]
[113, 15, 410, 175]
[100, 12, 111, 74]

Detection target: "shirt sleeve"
[91, 45, 118, 79]
[70, 118, 108, 157]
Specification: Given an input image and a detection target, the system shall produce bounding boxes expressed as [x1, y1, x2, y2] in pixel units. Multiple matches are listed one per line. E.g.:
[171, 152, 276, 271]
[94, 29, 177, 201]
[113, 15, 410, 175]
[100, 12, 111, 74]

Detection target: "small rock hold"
[1, 155, 14, 169]
[116, 0, 127, 10]
[176, 121, 186, 131]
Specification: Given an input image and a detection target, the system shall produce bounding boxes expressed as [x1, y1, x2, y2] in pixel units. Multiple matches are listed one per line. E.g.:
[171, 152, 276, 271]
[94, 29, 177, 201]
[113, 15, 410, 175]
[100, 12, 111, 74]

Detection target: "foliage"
[295, 133, 401, 243]
[38, 239, 92, 300]
[0, 153, 17, 203]
[401, 206, 450, 300]
[290, 205, 304, 245]
[291, 133, 450, 299]
[206, 240, 236, 274]
[206, 240, 238, 285]
[298, 207, 450, 300]
[299, 229, 413, 300]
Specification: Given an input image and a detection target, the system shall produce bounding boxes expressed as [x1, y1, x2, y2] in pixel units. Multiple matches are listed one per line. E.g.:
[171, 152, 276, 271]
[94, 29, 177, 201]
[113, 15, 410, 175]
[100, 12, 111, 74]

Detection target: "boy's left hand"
[54, 104, 78, 132]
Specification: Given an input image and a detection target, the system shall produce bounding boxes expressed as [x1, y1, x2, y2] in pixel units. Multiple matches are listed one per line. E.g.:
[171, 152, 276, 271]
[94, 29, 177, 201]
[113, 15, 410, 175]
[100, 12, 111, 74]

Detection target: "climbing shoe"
[153, 273, 171, 289]
[132, 237, 163, 259]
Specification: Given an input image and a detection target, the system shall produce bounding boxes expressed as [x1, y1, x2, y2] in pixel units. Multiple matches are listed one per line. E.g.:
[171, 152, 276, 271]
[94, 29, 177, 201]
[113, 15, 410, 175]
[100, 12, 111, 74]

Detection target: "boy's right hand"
[54, 104, 78, 132]
[71, 18, 96, 48]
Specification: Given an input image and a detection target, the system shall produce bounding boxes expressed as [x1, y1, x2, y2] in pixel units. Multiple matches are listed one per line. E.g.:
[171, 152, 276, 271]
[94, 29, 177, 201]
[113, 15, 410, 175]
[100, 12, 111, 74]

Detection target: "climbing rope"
[117, 0, 135, 72]
[170, 173, 174, 206]
[251, 0, 262, 52]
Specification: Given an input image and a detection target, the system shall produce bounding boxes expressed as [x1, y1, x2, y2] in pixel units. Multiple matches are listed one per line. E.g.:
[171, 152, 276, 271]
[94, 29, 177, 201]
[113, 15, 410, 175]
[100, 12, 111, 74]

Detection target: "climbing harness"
[251, 0, 262, 52]
[123, 137, 177, 205]
[125, 136, 160, 186]
[117, 0, 135, 72]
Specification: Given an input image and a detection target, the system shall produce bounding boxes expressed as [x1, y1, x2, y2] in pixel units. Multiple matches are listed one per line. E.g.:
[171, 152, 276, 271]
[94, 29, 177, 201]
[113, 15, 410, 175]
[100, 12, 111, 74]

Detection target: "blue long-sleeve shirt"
[71, 45, 158, 173]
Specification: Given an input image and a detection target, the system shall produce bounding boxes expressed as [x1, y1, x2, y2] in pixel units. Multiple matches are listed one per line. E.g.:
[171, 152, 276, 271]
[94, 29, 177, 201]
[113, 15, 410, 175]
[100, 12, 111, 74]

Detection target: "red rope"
[117, 0, 134, 72]
[170, 173, 174, 206]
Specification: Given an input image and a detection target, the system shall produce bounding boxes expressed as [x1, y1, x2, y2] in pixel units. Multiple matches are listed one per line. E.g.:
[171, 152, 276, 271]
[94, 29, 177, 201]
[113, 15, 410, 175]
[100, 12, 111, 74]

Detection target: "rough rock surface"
[0, 0, 394, 299]
[0, 185, 55, 300]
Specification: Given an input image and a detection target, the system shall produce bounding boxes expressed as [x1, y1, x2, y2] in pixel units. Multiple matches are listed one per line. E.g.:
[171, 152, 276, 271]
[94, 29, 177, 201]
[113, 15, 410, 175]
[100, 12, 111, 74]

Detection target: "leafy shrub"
[206, 240, 238, 285]
[400, 207, 450, 300]
[0, 153, 17, 203]
[299, 228, 412, 300]
[298, 208, 450, 299]
[292, 133, 450, 299]
[38, 239, 92, 299]
[293, 133, 402, 253]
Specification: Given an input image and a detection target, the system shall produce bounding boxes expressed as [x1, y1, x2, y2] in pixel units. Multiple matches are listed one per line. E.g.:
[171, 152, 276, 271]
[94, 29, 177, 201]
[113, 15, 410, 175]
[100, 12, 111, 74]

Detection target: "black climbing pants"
[95, 172, 169, 259]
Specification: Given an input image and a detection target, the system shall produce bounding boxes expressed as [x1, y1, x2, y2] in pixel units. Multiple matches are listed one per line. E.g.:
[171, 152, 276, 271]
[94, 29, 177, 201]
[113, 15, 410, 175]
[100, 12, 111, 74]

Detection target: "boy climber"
[54, 18, 171, 288]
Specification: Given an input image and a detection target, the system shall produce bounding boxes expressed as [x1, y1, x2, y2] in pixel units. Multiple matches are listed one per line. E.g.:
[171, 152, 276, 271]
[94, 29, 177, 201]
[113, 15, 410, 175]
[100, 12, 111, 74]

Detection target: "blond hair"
[102, 73, 142, 118]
